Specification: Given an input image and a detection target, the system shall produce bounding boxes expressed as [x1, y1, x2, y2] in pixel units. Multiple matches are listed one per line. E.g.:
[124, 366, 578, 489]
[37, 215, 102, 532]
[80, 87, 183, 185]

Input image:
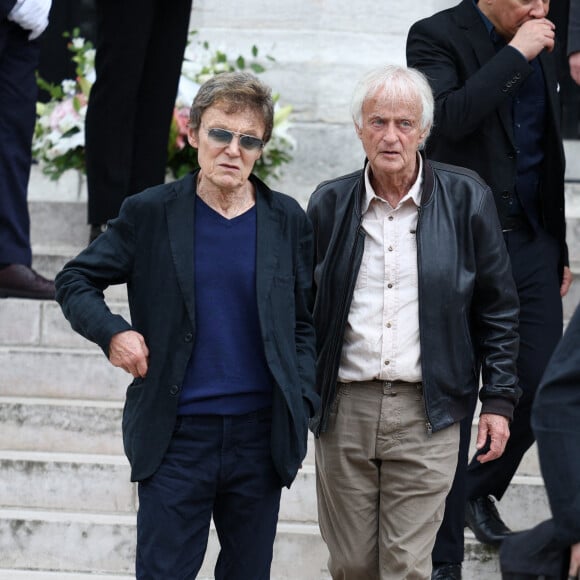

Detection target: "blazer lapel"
[456, 0, 514, 145]
[166, 173, 196, 327]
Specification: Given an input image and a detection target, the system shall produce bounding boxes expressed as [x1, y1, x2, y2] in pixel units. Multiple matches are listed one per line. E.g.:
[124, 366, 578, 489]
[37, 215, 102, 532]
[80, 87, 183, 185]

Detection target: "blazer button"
[501, 191, 510, 199]
[169, 385, 180, 396]
[184, 333, 193, 342]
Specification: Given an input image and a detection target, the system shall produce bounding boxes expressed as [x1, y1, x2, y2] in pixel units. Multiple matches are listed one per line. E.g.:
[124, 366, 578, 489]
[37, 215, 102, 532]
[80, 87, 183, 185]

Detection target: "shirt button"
[384, 360, 390, 366]
[387, 283, 393, 288]
[169, 385, 180, 396]
[388, 246, 393, 252]
[388, 216, 394, 221]
[385, 322, 392, 328]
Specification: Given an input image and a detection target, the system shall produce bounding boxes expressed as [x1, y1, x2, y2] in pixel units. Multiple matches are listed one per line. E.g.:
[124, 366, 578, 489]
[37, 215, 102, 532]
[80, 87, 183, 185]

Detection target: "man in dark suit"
[500, 303, 580, 579]
[0, 0, 55, 299]
[407, 1, 571, 578]
[56, 72, 319, 579]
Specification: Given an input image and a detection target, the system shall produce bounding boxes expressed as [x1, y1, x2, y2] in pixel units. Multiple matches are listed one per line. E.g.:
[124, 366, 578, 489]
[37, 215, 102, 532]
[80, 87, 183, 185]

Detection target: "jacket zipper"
[416, 205, 433, 438]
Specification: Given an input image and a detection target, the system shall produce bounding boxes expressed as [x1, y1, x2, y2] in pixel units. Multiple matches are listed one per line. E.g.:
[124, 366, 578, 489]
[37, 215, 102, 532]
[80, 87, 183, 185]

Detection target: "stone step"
[0, 448, 548, 531]
[0, 392, 542, 484]
[0, 506, 509, 579]
[0, 450, 318, 523]
[0, 508, 332, 579]
[0, 299, 129, 350]
[0, 395, 320, 464]
[0, 346, 127, 401]
[0, 397, 124, 455]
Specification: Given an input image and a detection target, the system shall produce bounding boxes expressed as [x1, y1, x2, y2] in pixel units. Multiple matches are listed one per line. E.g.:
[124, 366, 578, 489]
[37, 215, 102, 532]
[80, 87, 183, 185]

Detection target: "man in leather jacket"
[307, 64, 521, 580]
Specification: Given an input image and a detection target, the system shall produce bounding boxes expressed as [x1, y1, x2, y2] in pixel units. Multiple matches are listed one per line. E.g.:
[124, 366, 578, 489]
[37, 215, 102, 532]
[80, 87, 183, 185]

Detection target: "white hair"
[350, 64, 434, 147]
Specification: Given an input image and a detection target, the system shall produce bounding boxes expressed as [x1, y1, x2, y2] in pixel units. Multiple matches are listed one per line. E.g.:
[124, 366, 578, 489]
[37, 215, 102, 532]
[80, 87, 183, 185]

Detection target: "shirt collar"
[472, 0, 503, 44]
[362, 154, 423, 214]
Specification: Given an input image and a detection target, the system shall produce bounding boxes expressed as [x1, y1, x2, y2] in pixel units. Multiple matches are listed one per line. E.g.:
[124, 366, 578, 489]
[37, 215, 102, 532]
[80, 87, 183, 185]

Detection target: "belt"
[502, 215, 528, 233]
[339, 380, 422, 389]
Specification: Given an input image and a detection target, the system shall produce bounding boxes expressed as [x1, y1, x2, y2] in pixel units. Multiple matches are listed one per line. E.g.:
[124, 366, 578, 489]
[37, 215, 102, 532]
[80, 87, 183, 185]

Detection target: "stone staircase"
[0, 170, 579, 579]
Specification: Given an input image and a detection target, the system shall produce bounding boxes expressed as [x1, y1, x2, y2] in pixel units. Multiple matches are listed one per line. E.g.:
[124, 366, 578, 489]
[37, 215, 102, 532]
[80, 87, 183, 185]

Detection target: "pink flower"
[173, 106, 190, 150]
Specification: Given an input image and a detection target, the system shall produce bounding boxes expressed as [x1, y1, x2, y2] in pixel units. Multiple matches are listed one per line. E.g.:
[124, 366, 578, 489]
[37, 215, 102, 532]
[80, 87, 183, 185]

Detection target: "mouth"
[220, 163, 240, 171]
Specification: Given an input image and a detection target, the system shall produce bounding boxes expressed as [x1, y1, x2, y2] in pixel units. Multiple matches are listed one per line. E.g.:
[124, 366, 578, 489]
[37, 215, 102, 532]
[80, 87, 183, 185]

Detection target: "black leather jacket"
[307, 154, 521, 437]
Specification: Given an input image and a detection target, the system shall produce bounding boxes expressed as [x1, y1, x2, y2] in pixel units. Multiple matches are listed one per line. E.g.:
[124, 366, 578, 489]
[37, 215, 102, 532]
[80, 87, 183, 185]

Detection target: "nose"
[381, 122, 398, 143]
[225, 135, 242, 155]
[529, 0, 548, 18]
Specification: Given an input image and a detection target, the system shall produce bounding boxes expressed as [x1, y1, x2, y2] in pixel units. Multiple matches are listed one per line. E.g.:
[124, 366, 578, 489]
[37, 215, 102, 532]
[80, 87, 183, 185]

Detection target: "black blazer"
[533, 304, 580, 546]
[407, 0, 568, 271]
[56, 172, 319, 487]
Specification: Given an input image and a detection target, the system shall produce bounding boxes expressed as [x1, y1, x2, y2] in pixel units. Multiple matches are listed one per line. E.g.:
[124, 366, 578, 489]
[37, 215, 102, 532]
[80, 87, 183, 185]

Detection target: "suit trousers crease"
[316, 381, 459, 580]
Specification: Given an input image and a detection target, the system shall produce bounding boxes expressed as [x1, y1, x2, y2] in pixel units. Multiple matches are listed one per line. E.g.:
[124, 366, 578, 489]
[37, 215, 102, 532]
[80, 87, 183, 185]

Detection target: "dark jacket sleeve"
[532, 305, 580, 546]
[55, 202, 136, 357]
[471, 186, 521, 418]
[406, 16, 532, 141]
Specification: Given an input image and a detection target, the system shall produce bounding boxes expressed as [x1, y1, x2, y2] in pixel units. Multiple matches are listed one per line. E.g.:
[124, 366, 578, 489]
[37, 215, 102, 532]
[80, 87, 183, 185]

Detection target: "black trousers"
[136, 409, 282, 579]
[85, 0, 192, 225]
[433, 226, 563, 564]
[0, 20, 39, 266]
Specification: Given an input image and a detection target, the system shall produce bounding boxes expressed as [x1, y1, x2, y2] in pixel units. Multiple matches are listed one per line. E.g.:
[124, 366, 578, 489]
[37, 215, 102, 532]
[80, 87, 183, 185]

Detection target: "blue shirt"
[178, 196, 273, 415]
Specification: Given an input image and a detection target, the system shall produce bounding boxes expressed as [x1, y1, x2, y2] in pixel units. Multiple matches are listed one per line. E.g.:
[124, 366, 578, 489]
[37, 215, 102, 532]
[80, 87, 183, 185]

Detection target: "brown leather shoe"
[0, 264, 56, 300]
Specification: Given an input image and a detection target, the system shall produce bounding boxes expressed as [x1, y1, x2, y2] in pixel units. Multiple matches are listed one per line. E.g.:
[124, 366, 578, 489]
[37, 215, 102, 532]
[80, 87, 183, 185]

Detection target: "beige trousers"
[315, 381, 460, 580]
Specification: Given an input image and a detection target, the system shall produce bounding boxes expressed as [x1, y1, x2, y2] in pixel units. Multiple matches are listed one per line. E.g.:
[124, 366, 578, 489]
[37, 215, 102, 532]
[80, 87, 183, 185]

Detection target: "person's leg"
[128, 0, 192, 196]
[378, 383, 459, 579]
[85, 0, 157, 226]
[135, 415, 221, 579]
[212, 409, 282, 580]
[431, 409, 475, 573]
[466, 229, 562, 501]
[315, 382, 381, 580]
[0, 21, 37, 266]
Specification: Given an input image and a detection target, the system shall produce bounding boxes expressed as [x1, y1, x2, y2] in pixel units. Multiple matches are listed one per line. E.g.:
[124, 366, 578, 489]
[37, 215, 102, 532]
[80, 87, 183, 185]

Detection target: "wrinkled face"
[479, 0, 550, 40]
[187, 104, 265, 192]
[356, 92, 429, 181]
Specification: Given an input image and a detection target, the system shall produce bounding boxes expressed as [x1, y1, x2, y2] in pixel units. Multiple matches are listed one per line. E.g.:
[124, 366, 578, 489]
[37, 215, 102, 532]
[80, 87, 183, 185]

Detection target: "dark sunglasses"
[206, 127, 264, 151]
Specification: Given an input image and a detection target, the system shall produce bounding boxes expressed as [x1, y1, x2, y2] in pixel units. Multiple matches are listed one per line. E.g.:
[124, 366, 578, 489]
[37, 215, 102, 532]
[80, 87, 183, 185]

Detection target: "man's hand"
[561, 266, 573, 298]
[109, 330, 150, 378]
[569, 542, 580, 578]
[475, 413, 510, 463]
[509, 18, 556, 60]
[570, 52, 580, 86]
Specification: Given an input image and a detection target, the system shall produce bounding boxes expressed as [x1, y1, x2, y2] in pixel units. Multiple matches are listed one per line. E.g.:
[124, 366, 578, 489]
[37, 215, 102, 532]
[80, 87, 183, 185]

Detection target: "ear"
[354, 122, 363, 140]
[187, 126, 199, 149]
[418, 123, 431, 148]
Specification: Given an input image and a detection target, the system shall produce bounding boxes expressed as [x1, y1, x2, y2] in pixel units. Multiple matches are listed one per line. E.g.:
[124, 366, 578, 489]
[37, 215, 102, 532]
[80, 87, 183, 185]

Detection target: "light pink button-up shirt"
[338, 156, 423, 383]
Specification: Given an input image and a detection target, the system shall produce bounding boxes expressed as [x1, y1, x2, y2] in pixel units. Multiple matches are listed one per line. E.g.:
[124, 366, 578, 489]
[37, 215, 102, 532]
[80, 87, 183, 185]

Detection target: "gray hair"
[350, 64, 434, 147]
[189, 71, 275, 143]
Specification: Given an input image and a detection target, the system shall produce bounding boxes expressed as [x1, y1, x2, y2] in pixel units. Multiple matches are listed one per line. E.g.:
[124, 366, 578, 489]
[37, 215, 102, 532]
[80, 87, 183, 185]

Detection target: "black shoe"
[0, 264, 55, 300]
[465, 495, 512, 546]
[432, 562, 462, 580]
[89, 223, 107, 244]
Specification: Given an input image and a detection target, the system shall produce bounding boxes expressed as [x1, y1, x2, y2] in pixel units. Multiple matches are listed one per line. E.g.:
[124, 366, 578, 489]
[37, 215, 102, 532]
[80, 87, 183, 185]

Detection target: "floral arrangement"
[33, 31, 94, 180]
[33, 30, 295, 184]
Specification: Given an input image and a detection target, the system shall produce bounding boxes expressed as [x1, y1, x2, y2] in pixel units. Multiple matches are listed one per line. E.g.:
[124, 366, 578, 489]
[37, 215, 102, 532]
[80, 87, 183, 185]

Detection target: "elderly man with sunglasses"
[55, 72, 319, 580]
